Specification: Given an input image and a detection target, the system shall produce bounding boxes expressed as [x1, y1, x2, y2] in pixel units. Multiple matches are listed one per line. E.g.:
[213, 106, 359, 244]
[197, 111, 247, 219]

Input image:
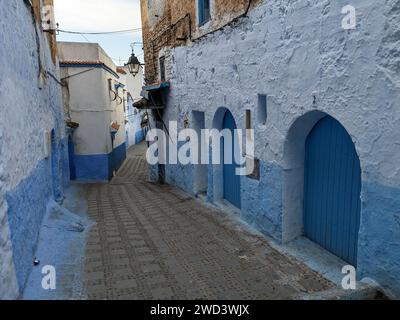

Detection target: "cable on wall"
[58, 28, 142, 35]
[25, 0, 45, 82]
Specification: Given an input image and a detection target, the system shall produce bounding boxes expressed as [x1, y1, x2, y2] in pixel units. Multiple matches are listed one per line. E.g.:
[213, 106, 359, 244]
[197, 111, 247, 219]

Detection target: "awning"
[139, 81, 170, 109]
[143, 81, 170, 92]
[133, 98, 164, 110]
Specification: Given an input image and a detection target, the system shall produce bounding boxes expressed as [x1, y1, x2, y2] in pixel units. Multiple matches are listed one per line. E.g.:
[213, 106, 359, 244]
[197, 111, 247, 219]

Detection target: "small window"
[198, 0, 211, 26]
[245, 110, 252, 130]
[159, 56, 166, 81]
[257, 94, 267, 125]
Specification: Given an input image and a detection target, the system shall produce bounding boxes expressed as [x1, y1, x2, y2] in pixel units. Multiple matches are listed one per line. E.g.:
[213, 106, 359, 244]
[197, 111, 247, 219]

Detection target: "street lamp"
[126, 50, 141, 77]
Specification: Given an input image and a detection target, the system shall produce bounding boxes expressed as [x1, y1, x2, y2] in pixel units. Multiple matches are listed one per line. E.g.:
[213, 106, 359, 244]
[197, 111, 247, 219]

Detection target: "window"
[198, 0, 211, 26]
[245, 110, 252, 130]
[257, 94, 267, 125]
[159, 56, 166, 82]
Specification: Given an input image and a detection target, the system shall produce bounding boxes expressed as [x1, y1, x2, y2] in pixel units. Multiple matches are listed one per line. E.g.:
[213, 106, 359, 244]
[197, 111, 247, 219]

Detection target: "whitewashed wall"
[0, 0, 65, 298]
[161, 0, 400, 296]
[59, 42, 127, 156]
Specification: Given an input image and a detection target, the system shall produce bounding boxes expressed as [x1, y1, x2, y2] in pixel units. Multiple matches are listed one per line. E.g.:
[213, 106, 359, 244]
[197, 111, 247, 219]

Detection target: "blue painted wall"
[241, 162, 283, 242]
[73, 154, 111, 182]
[112, 142, 127, 172]
[71, 142, 126, 182]
[125, 96, 147, 148]
[5, 135, 69, 291]
[165, 141, 195, 193]
[358, 182, 400, 296]
[0, 0, 68, 298]
[6, 159, 52, 290]
[135, 129, 146, 145]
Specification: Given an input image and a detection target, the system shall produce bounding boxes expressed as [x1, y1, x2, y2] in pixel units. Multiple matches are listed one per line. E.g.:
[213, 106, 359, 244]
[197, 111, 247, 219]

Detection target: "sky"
[54, 0, 143, 66]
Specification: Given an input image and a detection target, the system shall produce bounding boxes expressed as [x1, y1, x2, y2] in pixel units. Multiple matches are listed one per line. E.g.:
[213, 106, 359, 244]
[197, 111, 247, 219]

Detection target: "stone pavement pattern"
[83, 142, 334, 300]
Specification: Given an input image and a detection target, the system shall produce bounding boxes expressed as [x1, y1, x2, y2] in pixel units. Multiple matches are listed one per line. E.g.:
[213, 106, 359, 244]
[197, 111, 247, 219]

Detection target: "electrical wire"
[58, 28, 142, 35]
[47, 71, 66, 87]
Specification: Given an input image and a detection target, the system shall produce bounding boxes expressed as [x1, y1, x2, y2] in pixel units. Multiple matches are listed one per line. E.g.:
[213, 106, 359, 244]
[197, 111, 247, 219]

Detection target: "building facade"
[0, 0, 68, 298]
[140, 0, 400, 296]
[59, 42, 127, 182]
[117, 65, 147, 148]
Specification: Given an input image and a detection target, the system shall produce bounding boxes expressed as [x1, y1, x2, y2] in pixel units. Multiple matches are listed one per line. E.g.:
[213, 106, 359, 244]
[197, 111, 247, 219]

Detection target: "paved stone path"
[82, 142, 333, 300]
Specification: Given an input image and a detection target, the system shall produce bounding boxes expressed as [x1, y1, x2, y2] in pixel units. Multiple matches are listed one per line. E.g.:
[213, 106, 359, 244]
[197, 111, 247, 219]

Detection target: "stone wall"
[140, 0, 261, 85]
[147, 0, 400, 296]
[0, 0, 66, 298]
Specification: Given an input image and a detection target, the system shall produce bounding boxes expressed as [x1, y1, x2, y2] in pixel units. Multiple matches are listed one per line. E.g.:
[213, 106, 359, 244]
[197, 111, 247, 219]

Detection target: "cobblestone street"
[81, 143, 334, 300]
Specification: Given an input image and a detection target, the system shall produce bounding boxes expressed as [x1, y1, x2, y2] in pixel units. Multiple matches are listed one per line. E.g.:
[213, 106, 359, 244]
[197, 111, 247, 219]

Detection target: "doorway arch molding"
[282, 110, 362, 244]
[207, 107, 241, 207]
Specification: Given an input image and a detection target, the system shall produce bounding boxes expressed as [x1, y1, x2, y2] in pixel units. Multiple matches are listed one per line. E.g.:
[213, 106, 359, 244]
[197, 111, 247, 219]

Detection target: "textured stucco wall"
[120, 66, 145, 148]
[140, 0, 261, 85]
[59, 42, 127, 181]
[158, 0, 400, 296]
[0, 0, 66, 298]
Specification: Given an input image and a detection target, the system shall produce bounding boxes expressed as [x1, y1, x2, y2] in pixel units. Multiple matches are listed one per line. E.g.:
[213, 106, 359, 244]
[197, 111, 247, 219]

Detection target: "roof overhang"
[142, 81, 170, 92]
[59, 61, 120, 79]
[133, 98, 164, 110]
[138, 81, 170, 110]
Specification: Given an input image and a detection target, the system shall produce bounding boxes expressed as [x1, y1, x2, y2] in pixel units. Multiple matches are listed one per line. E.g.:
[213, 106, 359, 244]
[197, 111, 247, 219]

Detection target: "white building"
[116, 65, 147, 148]
[58, 42, 127, 181]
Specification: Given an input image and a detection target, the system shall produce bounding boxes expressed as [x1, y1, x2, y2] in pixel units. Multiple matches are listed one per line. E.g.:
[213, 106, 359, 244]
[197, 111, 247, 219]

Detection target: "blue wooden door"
[68, 136, 76, 180]
[304, 116, 361, 265]
[223, 111, 241, 209]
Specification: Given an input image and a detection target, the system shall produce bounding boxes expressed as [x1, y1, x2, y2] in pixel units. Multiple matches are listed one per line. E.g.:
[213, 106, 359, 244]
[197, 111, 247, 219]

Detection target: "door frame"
[208, 107, 242, 210]
[282, 111, 362, 248]
[222, 110, 241, 209]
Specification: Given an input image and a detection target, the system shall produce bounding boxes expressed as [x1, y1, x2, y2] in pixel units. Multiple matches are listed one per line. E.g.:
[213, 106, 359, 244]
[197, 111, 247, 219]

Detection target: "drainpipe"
[110, 130, 117, 177]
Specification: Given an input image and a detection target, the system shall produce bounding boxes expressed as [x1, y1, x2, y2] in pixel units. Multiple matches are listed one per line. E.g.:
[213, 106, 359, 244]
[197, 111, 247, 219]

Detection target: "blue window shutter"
[199, 0, 204, 25]
[199, 0, 210, 26]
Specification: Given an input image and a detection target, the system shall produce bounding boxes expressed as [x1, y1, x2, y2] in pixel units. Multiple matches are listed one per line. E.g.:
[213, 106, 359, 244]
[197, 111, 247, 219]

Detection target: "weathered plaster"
[156, 0, 400, 295]
[0, 0, 66, 297]
[0, 201, 19, 299]
[58, 42, 127, 182]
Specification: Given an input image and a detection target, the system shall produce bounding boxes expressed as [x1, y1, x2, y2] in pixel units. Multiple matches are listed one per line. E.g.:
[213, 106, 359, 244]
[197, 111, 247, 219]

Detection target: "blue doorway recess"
[68, 136, 76, 180]
[222, 110, 241, 209]
[304, 116, 361, 265]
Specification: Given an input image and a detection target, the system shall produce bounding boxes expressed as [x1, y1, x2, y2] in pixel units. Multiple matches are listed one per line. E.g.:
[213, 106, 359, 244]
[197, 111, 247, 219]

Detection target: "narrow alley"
[79, 143, 333, 300]
[2, 0, 400, 305]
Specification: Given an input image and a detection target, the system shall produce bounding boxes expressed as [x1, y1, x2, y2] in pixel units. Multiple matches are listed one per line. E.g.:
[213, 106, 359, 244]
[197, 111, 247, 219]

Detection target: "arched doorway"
[304, 115, 361, 265]
[51, 129, 62, 201]
[222, 110, 241, 209]
[68, 135, 76, 180]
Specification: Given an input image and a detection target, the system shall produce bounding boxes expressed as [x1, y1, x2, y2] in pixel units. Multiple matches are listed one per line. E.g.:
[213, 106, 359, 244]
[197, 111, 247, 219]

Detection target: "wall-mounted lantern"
[126, 51, 141, 77]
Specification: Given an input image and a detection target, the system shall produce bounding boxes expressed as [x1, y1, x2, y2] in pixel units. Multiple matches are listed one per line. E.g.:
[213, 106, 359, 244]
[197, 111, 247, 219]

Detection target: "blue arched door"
[223, 111, 241, 209]
[304, 116, 361, 265]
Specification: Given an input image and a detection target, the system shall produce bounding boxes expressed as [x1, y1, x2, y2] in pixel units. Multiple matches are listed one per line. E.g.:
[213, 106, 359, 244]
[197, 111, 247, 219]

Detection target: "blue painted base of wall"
[112, 142, 127, 172]
[241, 162, 283, 242]
[61, 137, 71, 188]
[73, 154, 111, 182]
[22, 193, 92, 300]
[358, 182, 400, 297]
[5, 137, 69, 292]
[6, 159, 52, 290]
[71, 142, 126, 182]
[135, 129, 145, 145]
[166, 164, 194, 194]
